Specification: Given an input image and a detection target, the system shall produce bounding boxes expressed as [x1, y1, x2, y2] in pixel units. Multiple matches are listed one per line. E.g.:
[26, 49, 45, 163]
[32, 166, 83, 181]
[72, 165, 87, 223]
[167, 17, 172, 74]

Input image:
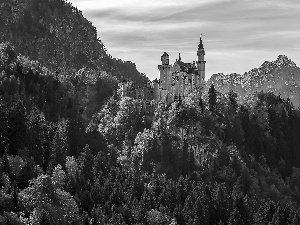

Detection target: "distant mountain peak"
[273, 55, 297, 68]
[258, 55, 296, 71]
[207, 55, 300, 107]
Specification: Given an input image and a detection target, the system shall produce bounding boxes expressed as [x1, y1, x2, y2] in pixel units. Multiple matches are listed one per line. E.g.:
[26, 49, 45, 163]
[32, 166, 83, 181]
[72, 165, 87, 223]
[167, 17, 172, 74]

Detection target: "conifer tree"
[291, 213, 300, 225]
[199, 97, 204, 113]
[7, 101, 27, 155]
[228, 208, 243, 225]
[269, 204, 286, 225]
[228, 90, 238, 113]
[208, 84, 217, 112]
[180, 140, 189, 176]
[39, 210, 50, 225]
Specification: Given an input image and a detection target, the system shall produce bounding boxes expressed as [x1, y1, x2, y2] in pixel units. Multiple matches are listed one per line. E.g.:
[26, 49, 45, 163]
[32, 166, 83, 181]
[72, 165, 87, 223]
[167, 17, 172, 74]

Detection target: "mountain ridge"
[0, 0, 148, 85]
[207, 55, 300, 107]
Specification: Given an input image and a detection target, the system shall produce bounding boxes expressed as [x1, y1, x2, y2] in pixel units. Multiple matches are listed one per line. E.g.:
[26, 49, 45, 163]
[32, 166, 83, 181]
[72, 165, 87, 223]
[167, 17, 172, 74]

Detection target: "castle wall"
[184, 73, 192, 96]
[158, 65, 172, 90]
[179, 72, 184, 97]
[175, 75, 179, 97]
[167, 93, 174, 105]
[160, 89, 168, 102]
[197, 49, 205, 61]
[167, 71, 173, 93]
[199, 62, 205, 84]
[171, 63, 180, 73]
[156, 37, 205, 104]
[192, 74, 196, 88]
[119, 83, 127, 97]
[135, 88, 143, 99]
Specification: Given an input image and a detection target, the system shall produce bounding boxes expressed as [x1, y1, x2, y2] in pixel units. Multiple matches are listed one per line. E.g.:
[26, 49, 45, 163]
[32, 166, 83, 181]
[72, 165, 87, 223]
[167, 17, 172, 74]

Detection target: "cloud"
[68, 0, 300, 80]
[70, 0, 229, 11]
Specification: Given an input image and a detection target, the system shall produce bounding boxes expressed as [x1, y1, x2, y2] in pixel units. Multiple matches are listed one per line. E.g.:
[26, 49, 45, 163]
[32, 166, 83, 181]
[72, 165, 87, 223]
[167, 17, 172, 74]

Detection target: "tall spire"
[197, 34, 206, 84]
[198, 34, 203, 49]
[178, 52, 181, 61]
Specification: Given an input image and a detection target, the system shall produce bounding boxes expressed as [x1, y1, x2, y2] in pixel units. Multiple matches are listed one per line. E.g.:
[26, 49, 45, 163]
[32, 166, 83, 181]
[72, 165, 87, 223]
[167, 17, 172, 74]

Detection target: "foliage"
[0, 0, 148, 84]
[2, 0, 300, 223]
[18, 172, 79, 224]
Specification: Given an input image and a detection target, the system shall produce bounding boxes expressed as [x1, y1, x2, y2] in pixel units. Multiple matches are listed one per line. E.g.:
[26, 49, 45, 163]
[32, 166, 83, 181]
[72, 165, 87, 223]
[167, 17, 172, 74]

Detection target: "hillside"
[3, 40, 300, 223]
[0, 0, 148, 85]
[2, 0, 300, 224]
[207, 55, 300, 107]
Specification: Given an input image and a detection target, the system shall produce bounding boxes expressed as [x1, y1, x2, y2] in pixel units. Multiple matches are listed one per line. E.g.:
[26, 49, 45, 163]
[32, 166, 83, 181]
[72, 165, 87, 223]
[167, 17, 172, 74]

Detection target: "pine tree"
[291, 213, 300, 225]
[7, 101, 27, 155]
[173, 205, 185, 225]
[39, 210, 51, 225]
[1, 152, 10, 174]
[208, 84, 217, 112]
[268, 204, 286, 225]
[77, 144, 93, 181]
[228, 90, 238, 113]
[199, 97, 204, 113]
[180, 140, 189, 176]
[228, 208, 243, 225]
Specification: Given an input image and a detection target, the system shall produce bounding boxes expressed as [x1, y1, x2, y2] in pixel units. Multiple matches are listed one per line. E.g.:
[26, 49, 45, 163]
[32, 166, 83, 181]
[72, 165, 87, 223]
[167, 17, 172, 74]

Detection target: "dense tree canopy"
[2, 45, 300, 224]
[1, 0, 300, 224]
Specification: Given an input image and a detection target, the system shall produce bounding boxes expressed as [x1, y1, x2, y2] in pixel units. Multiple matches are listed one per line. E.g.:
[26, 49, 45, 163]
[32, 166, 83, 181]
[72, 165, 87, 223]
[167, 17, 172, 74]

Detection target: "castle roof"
[161, 52, 169, 57]
[198, 35, 204, 49]
[175, 60, 197, 74]
[176, 60, 188, 70]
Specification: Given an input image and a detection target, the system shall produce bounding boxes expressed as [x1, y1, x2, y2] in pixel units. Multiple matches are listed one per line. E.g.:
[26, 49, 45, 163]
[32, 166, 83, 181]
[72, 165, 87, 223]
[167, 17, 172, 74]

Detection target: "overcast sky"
[68, 0, 300, 80]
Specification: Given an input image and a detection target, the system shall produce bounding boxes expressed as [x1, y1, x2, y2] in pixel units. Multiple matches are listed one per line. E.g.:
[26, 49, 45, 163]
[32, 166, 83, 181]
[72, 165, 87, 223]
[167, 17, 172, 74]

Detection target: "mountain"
[0, 0, 148, 85]
[3, 2, 300, 223]
[207, 55, 300, 107]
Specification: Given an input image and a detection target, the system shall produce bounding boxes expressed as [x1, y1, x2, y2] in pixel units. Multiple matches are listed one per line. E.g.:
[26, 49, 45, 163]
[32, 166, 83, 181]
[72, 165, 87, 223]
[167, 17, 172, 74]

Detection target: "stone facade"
[119, 81, 154, 101]
[155, 36, 206, 104]
[119, 36, 206, 105]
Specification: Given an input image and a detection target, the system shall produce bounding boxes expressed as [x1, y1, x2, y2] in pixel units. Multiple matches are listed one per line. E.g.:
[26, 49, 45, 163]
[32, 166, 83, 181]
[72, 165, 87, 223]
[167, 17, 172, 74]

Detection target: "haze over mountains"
[207, 55, 300, 107]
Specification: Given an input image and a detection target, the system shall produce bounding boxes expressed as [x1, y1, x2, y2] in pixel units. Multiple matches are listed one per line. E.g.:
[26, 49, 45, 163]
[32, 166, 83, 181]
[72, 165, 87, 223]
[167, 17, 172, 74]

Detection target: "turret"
[158, 52, 171, 90]
[161, 52, 169, 65]
[196, 34, 206, 84]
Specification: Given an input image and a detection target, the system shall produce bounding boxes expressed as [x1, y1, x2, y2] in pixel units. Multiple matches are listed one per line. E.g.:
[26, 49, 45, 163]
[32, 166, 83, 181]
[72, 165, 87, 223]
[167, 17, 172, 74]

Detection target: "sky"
[68, 0, 300, 80]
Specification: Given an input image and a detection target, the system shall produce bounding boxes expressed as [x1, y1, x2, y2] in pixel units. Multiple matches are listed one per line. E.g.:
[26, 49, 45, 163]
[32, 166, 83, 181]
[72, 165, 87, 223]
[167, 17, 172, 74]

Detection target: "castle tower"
[158, 52, 171, 90]
[196, 35, 206, 84]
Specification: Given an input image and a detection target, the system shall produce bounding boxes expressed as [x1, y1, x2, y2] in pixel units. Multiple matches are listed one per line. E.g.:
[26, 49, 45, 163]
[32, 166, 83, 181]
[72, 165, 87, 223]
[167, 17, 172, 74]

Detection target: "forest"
[1, 42, 300, 224]
[1, 0, 300, 224]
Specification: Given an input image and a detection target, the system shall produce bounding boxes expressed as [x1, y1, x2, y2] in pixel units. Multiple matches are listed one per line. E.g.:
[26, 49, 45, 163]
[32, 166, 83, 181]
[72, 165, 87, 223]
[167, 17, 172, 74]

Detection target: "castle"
[154, 35, 206, 104]
[120, 35, 206, 104]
